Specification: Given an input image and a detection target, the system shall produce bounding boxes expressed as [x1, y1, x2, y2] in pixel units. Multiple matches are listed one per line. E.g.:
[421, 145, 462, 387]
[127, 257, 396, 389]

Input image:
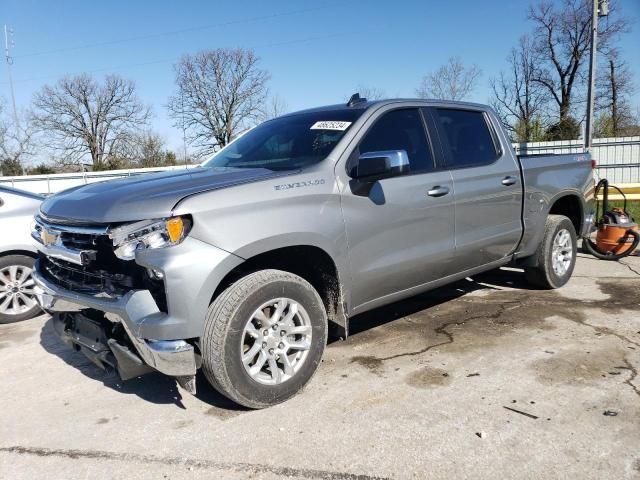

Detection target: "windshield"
[202, 109, 363, 171]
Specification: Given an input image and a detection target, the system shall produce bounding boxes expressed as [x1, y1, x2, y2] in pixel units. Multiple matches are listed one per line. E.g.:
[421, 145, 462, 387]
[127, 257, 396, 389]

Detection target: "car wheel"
[0, 255, 41, 324]
[525, 215, 577, 289]
[201, 269, 327, 409]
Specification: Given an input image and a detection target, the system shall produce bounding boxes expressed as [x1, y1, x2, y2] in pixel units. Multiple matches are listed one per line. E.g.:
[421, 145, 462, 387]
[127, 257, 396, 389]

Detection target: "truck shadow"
[38, 267, 529, 409]
[38, 318, 245, 411]
[345, 266, 531, 339]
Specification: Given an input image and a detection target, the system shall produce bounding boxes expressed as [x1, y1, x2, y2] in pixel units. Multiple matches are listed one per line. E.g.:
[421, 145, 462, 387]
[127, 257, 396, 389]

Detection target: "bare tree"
[112, 131, 177, 168]
[491, 36, 548, 142]
[355, 85, 387, 100]
[0, 100, 36, 176]
[595, 48, 636, 136]
[32, 74, 149, 170]
[528, 0, 627, 124]
[260, 94, 289, 122]
[168, 48, 270, 155]
[416, 57, 482, 101]
[135, 132, 172, 168]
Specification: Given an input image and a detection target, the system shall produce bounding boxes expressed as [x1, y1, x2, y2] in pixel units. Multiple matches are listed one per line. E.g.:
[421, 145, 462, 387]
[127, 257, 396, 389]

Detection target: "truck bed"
[515, 153, 594, 259]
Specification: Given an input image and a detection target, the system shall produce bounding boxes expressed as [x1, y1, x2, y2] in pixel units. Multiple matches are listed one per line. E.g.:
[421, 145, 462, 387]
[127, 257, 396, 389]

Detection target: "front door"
[339, 108, 456, 313]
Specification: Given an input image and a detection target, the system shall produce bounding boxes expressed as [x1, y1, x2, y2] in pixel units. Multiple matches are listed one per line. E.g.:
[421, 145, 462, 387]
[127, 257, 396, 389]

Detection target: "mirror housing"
[352, 150, 410, 181]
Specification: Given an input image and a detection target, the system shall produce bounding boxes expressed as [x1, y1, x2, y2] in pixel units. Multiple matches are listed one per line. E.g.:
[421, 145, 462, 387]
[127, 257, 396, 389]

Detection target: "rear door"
[426, 107, 522, 272]
[339, 107, 455, 312]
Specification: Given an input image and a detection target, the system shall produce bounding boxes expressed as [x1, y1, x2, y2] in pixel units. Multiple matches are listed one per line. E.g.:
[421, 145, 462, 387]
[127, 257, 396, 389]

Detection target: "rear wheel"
[0, 255, 40, 324]
[525, 215, 577, 289]
[201, 269, 327, 409]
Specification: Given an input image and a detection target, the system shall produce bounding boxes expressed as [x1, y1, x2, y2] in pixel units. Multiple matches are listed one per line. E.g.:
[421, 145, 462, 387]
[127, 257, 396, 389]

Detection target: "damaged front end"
[31, 215, 200, 394]
[35, 272, 199, 393]
[52, 310, 155, 381]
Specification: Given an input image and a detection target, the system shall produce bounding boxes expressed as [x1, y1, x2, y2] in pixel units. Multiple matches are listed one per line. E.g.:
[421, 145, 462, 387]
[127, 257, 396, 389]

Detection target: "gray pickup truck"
[31, 96, 594, 408]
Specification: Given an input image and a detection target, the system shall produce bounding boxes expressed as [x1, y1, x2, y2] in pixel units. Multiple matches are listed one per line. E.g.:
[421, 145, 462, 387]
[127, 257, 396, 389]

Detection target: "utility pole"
[3, 24, 19, 130]
[584, 0, 609, 151]
[180, 88, 188, 168]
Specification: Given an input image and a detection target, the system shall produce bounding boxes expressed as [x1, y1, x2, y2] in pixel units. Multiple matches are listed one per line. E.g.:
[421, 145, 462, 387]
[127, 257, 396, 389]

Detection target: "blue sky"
[1, 0, 639, 154]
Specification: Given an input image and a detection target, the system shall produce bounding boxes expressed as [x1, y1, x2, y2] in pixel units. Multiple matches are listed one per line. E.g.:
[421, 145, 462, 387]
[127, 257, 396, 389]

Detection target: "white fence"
[0, 164, 199, 195]
[2, 136, 639, 194]
[514, 136, 640, 184]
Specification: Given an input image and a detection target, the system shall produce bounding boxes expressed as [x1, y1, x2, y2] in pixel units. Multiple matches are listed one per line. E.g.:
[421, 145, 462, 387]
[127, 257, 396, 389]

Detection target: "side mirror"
[352, 150, 410, 181]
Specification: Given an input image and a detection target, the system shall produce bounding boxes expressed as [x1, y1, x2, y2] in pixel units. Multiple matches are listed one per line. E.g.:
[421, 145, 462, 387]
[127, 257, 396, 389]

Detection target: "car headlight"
[109, 216, 192, 260]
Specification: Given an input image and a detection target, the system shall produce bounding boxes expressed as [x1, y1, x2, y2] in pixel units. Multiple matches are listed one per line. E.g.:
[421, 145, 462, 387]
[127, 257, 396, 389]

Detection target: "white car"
[0, 186, 43, 323]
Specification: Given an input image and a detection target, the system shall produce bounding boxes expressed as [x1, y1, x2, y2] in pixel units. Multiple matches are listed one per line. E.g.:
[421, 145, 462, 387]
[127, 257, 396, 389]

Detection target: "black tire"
[201, 269, 327, 409]
[525, 215, 577, 289]
[0, 254, 41, 324]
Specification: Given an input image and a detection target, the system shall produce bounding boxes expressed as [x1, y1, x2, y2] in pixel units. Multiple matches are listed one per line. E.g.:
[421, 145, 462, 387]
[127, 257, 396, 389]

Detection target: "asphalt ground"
[1, 252, 639, 479]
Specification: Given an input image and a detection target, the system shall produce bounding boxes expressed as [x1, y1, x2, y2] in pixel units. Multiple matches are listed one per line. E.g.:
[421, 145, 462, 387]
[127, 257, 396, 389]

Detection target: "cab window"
[433, 108, 499, 168]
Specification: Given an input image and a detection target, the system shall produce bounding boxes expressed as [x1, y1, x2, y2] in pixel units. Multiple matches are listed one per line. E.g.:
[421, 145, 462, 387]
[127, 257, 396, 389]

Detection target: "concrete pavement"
[1, 253, 639, 479]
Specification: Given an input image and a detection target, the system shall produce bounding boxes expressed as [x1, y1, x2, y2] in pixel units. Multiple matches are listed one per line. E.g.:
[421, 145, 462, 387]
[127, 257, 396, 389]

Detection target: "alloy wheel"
[240, 297, 313, 385]
[0, 265, 37, 316]
[551, 228, 573, 276]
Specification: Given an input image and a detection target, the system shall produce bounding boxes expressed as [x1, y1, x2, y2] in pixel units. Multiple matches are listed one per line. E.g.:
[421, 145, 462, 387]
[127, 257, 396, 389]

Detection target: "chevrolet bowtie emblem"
[41, 229, 59, 246]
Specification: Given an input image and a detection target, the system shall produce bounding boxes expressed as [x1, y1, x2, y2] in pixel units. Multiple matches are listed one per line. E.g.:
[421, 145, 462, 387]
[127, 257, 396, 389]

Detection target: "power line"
[0, 30, 363, 85]
[14, 3, 346, 59]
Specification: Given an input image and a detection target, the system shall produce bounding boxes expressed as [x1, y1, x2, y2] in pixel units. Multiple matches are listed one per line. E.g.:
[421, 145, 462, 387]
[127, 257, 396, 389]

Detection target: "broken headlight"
[109, 216, 192, 261]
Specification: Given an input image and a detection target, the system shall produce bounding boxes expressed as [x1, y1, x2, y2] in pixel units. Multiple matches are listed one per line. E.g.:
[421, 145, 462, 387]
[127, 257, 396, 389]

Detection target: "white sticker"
[310, 121, 352, 131]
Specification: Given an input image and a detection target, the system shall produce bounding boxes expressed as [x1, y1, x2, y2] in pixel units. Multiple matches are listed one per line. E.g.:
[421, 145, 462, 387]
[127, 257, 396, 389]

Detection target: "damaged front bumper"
[33, 267, 198, 392]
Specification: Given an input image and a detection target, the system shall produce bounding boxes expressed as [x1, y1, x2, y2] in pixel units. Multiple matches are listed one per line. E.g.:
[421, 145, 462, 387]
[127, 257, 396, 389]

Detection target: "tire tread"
[525, 214, 576, 289]
[202, 269, 325, 409]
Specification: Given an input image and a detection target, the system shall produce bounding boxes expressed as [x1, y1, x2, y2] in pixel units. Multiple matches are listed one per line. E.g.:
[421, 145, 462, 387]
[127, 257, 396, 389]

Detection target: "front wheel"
[0, 255, 41, 324]
[201, 269, 327, 409]
[525, 215, 577, 289]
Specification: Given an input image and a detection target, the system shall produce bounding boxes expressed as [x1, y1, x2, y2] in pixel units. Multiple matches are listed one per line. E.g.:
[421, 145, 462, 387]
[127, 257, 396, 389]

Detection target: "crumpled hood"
[41, 167, 286, 224]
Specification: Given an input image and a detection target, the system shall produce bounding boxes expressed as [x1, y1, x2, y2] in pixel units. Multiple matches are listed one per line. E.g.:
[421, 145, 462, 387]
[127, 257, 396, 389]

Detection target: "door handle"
[501, 176, 517, 186]
[427, 186, 450, 197]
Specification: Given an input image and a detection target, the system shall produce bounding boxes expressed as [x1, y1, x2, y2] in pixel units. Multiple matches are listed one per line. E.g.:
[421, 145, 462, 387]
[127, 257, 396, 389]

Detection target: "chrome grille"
[59, 231, 100, 250]
[34, 216, 168, 312]
[41, 257, 133, 296]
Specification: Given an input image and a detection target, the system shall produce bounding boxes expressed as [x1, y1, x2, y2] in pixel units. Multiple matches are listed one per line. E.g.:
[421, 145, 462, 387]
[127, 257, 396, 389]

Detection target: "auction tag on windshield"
[310, 121, 352, 131]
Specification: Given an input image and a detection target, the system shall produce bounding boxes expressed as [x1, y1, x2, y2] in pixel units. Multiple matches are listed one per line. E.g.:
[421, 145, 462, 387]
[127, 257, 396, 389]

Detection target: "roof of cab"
[281, 98, 492, 118]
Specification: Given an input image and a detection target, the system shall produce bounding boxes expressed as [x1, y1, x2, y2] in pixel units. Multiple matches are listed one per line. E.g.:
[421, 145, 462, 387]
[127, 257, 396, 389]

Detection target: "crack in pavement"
[353, 294, 640, 368]
[351, 302, 521, 371]
[619, 260, 640, 277]
[447, 289, 640, 352]
[0, 446, 390, 480]
[349, 280, 640, 399]
[565, 315, 640, 349]
[579, 253, 640, 276]
[618, 358, 640, 398]
[382, 302, 521, 362]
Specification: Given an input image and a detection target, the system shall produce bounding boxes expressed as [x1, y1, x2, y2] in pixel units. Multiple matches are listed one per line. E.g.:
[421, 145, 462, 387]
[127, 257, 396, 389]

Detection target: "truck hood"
[41, 167, 286, 224]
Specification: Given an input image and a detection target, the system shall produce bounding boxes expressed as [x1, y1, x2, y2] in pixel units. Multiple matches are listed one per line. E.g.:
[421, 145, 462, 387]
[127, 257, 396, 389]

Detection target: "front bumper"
[33, 268, 197, 379]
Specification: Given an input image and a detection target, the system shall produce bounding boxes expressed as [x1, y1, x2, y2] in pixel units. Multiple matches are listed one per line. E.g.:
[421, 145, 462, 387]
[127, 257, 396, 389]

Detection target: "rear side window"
[357, 109, 434, 173]
[433, 108, 499, 168]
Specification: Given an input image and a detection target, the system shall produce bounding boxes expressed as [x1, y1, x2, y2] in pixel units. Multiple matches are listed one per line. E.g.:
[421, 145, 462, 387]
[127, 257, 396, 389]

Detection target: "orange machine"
[584, 179, 639, 260]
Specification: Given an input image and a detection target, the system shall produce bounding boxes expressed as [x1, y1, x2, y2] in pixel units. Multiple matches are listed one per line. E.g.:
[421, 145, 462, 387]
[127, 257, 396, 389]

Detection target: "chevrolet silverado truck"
[31, 96, 594, 408]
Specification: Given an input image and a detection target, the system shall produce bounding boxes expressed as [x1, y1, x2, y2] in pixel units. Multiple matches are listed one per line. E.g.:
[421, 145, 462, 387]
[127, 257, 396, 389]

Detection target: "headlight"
[109, 216, 192, 260]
